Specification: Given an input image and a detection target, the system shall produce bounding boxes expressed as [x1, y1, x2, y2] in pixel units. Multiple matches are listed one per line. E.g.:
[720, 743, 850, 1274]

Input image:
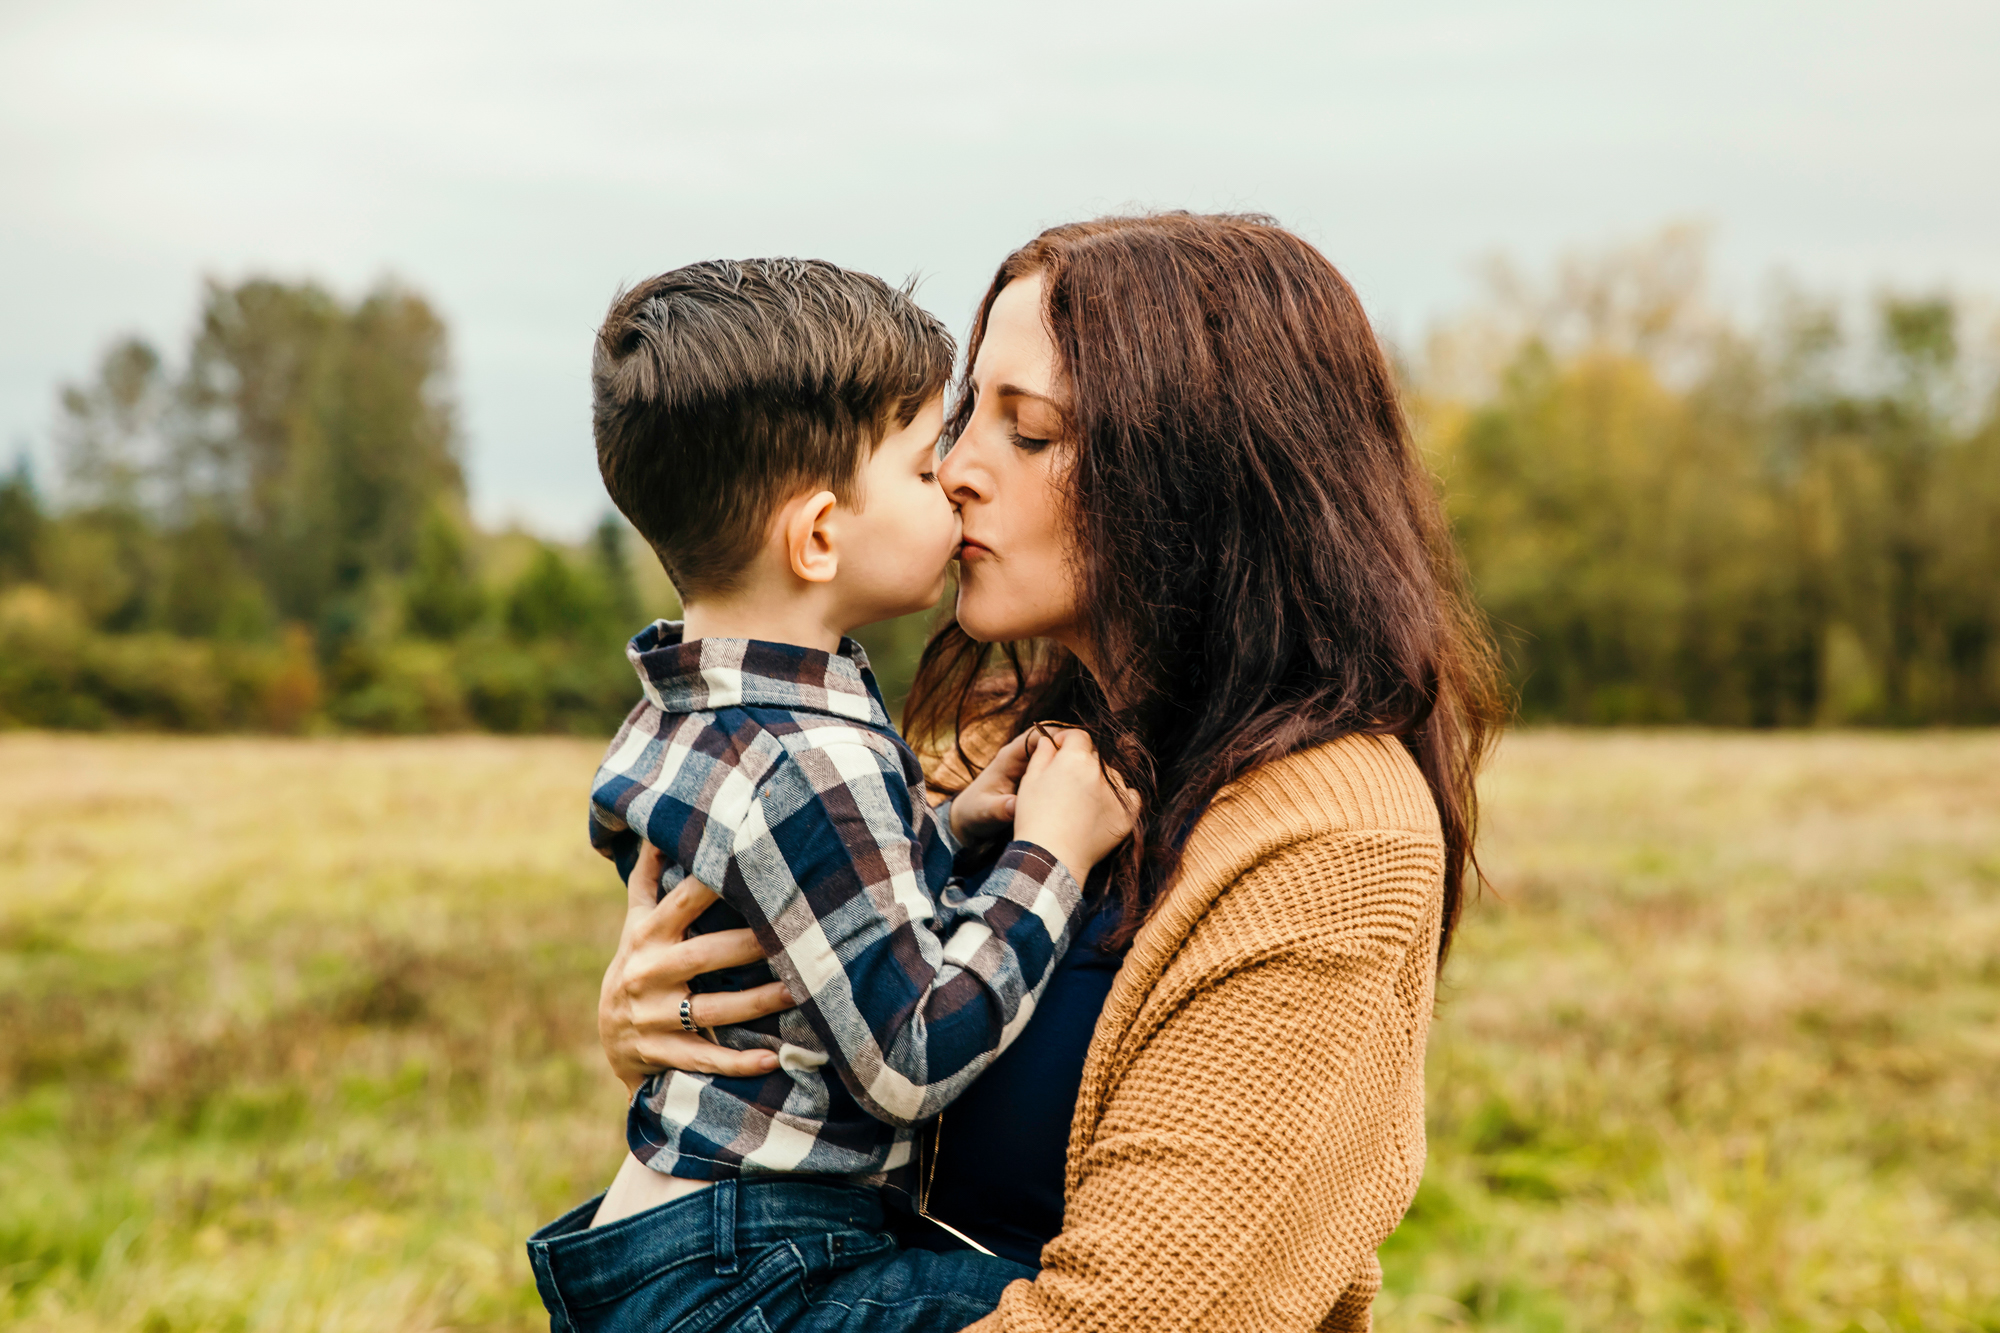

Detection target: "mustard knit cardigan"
[964, 733, 1445, 1333]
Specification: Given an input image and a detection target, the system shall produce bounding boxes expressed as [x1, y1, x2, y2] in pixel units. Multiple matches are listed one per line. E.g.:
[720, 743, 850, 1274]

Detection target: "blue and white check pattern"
[590, 622, 1086, 1183]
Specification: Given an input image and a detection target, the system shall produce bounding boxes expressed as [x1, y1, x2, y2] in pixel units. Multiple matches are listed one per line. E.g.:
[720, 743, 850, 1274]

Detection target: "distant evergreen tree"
[506, 545, 609, 642]
[0, 456, 43, 586]
[402, 508, 487, 639]
[591, 515, 642, 633]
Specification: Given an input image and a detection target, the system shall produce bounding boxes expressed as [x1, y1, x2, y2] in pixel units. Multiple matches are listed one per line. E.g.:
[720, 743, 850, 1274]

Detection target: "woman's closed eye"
[1006, 426, 1052, 454]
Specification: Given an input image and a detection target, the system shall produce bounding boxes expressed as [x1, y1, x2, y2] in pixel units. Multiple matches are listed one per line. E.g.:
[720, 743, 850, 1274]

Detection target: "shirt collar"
[626, 620, 892, 728]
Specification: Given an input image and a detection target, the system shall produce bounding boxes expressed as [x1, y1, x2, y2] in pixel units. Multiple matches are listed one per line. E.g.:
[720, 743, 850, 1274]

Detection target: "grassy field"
[1, 732, 1995, 1331]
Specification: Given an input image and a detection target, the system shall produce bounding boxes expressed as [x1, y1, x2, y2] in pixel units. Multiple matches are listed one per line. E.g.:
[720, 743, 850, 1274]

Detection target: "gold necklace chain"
[914, 1113, 997, 1257]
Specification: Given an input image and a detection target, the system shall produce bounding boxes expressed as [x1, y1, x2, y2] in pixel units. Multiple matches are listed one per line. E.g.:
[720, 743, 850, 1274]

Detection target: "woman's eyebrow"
[995, 383, 1055, 404]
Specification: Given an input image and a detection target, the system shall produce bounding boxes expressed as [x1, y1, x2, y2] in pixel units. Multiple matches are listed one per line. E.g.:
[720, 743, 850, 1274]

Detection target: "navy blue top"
[898, 895, 1127, 1268]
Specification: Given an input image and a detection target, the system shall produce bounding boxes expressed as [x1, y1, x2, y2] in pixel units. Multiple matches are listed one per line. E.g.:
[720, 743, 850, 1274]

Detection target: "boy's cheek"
[930, 495, 961, 561]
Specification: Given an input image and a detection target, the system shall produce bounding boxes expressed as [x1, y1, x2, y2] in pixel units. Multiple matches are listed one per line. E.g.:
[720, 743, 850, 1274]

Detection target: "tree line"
[0, 277, 647, 732]
[1417, 229, 1999, 725]
[2, 236, 1995, 732]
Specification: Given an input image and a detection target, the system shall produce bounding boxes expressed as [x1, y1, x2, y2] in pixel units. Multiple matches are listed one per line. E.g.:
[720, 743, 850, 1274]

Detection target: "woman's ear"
[784, 490, 840, 584]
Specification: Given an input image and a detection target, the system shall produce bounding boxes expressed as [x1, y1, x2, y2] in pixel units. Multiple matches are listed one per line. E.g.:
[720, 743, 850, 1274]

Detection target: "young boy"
[526, 259, 1131, 1333]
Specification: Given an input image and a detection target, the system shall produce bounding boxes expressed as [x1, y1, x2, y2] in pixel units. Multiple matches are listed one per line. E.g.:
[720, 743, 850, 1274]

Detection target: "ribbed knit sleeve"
[963, 741, 1445, 1333]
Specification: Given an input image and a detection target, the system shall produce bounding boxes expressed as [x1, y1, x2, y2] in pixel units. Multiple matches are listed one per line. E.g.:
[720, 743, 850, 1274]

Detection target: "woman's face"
[938, 274, 1087, 660]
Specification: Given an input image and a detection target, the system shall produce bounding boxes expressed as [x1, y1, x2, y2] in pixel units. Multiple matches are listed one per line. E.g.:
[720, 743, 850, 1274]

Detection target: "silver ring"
[678, 996, 699, 1033]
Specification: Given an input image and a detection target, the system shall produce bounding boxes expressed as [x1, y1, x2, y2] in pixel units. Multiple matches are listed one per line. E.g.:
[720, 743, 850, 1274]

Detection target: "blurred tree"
[506, 544, 610, 643]
[161, 515, 270, 639]
[38, 507, 161, 631]
[1934, 397, 2000, 720]
[1875, 297, 1955, 721]
[21, 275, 654, 734]
[1422, 232, 2000, 726]
[0, 456, 43, 586]
[402, 507, 487, 639]
[591, 514, 642, 633]
[19, 244, 1995, 734]
[56, 338, 170, 512]
[178, 278, 463, 630]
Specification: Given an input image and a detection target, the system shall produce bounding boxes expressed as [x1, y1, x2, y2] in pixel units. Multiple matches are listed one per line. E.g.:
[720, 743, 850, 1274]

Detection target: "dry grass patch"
[0, 734, 627, 1332]
[1378, 730, 2000, 1332]
[2, 731, 1996, 1330]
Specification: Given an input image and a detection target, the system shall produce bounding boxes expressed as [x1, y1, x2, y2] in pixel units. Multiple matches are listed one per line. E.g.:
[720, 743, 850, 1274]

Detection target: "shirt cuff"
[933, 796, 962, 856]
[995, 838, 1088, 925]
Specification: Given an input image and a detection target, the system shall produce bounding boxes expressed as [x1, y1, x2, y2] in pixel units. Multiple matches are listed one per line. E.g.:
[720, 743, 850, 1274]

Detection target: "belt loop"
[525, 1238, 575, 1333]
[712, 1179, 740, 1275]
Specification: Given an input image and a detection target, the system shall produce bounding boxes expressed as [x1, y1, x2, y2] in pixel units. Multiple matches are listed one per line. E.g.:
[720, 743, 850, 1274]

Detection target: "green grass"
[1, 731, 1996, 1331]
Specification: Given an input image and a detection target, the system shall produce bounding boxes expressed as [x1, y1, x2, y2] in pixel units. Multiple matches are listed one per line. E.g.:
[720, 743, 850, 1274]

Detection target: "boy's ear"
[783, 490, 840, 585]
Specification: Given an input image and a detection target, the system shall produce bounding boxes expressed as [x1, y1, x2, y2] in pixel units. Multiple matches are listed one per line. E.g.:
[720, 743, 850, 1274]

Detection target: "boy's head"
[593, 258, 958, 614]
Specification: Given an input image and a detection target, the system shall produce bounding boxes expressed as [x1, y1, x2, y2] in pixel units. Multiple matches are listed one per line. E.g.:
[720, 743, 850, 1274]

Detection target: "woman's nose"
[937, 431, 984, 503]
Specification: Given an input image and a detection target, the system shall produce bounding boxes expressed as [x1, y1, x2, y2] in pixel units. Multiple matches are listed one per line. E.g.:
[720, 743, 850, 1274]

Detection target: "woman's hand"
[948, 729, 1035, 845]
[1012, 727, 1139, 881]
[598, 842, 790, 1093]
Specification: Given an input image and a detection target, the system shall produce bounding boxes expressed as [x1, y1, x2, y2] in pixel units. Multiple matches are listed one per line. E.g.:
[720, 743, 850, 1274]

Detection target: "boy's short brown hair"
[592, 258, 955, 601]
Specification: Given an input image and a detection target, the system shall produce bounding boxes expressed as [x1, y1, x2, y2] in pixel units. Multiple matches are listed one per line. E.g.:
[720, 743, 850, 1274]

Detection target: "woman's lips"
[957, 538, 993, 561]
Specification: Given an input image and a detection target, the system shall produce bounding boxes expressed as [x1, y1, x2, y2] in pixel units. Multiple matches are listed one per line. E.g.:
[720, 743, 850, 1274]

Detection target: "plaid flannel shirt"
[590, 622, 1086, 1183]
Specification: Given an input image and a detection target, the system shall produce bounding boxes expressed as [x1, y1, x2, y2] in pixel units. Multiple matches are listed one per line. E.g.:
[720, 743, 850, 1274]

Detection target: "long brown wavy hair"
[904, 212, 1505, 964]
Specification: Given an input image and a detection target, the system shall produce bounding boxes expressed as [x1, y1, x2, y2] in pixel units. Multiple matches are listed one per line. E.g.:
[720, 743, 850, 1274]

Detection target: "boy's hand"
[948, 730, 1034, 845]
[1012, 727, 1138, 883]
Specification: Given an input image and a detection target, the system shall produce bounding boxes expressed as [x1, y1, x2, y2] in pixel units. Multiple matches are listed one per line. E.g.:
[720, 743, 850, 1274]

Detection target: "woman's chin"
[952, 590, 1008, 644]
[955, 591, 1060, 646]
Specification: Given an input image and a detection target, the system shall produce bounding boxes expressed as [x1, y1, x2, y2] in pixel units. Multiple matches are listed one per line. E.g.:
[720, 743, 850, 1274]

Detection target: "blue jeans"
[526, 1179, 1034, 1333]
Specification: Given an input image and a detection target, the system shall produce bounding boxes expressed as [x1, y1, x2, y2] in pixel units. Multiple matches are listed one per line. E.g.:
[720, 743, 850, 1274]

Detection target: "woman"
[596, 212, 1503, 1331]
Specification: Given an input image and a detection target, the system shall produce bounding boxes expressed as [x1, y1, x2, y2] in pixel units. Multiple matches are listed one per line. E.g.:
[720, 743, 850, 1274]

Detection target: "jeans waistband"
[527, 1177, 886, 1320]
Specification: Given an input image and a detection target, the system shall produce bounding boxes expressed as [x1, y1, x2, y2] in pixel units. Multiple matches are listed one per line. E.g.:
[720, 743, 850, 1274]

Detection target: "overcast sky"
[4, 0, 1996, 536]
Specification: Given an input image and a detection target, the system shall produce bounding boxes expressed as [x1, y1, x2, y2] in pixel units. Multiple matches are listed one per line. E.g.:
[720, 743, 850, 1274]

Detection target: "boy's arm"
[726, 740, 1086, 1127]
[591, 814, 646, 888]
[589, 699, 666, 890]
